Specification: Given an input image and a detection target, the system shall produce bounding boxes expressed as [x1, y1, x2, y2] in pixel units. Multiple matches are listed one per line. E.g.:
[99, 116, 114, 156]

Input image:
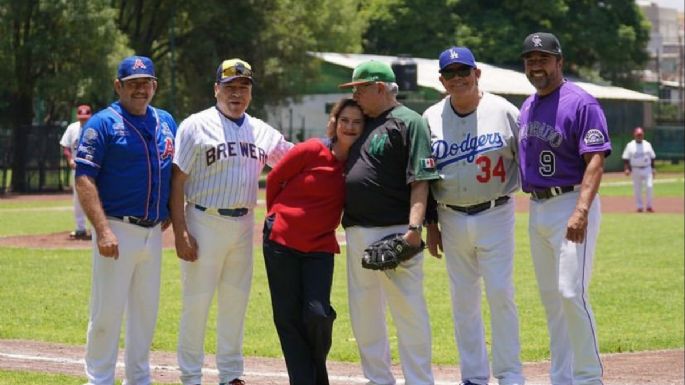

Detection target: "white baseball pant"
[84, 219, 162, 385]
[631, 166, 654, 210]
[437, 201, 524, 385]
[177, 206, 254, 385]
[345, 224, 434, 385]
[529, 191, 603, 385]
[71, 169, 87, 231]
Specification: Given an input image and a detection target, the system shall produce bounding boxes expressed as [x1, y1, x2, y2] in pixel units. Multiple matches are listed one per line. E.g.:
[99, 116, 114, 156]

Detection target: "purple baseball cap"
[439, 47, 476, 71]
[117, 56, 157, 81]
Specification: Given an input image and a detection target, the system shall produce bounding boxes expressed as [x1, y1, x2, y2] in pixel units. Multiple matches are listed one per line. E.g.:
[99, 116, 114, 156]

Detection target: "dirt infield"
[0, 339, 683, 385]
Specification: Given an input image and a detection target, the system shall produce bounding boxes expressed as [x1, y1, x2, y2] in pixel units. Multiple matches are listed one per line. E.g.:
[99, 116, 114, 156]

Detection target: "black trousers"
[263, 219, 336, 385]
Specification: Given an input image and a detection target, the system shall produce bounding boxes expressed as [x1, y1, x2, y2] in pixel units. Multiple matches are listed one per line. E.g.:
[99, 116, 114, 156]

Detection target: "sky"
[649, 0, 684, 11]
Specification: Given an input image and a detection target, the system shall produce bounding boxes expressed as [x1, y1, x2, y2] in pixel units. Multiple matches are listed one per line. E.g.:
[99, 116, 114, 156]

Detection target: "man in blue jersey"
[75, 55, 177, 385]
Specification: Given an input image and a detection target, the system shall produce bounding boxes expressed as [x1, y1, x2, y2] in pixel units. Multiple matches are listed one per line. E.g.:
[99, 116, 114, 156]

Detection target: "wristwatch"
[408, 224, 423, 233]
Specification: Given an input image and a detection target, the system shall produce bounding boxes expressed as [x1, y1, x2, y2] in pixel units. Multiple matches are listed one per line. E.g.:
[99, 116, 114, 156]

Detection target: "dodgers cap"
[339, 60, 396, 89]
[117, 56, 157, 81]
[216, 58, 254, 84]
[521, 32, 563, 57]
[439, 46, 477, 70]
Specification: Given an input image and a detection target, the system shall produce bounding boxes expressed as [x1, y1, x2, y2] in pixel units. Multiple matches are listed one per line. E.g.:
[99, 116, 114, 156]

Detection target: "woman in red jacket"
[263, 97, 363, 385]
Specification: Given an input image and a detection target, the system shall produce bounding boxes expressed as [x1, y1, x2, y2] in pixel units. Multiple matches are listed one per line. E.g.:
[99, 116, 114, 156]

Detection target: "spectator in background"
[60, 104, 92, 240]
[622, 126, 657, 212]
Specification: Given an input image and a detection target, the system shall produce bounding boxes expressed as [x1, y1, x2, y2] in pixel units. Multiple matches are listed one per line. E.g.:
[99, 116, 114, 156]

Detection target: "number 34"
[476, 155, 505, 183]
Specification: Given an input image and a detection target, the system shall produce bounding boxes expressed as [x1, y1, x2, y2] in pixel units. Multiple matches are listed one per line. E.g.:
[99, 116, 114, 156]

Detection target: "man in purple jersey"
[518, 32, 611, 385]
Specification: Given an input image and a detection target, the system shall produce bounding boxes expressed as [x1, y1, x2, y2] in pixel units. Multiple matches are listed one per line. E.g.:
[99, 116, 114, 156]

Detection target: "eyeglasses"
[222, 64, 253, 79]
[352, 82, 375, 93]
[440, 67, 473, 80]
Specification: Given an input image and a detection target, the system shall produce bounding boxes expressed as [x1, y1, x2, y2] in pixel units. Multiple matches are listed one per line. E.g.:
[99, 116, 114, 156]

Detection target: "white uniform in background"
[423, 93, 524, 385]
[60, 121, 87, 233]
[173, 106, 292, 385]
[622, 139, 656, 211]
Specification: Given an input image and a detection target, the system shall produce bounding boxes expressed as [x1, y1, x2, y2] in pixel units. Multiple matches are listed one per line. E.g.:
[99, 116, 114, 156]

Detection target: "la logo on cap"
[132, 59, 147, 70]
[449, 49, 459, 59]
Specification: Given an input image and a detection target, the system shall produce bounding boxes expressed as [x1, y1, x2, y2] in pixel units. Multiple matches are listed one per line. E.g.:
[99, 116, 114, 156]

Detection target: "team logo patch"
[421, 157, 436, 169]
[161, 137, 174, 159]
[584, 129, 605, 145]
[132, 58, 147, 70]
[83, 128, 98, 144]
[532, 35, 543, 47]
[113, 122, 127, 137]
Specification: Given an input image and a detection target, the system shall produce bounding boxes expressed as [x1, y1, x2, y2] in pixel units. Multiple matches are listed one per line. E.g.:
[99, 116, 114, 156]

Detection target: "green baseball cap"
[339, 60, 396, 89]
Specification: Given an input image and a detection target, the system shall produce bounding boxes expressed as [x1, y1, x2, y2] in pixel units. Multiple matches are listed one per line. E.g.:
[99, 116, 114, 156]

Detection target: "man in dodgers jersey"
[75, 55, 177, 385]
[423, 46, 524, 385]
[622, 126, 657, 212]
[339, 60, 439, 385]
[170, 58, 292, 385]
[519, 32, 611, 385]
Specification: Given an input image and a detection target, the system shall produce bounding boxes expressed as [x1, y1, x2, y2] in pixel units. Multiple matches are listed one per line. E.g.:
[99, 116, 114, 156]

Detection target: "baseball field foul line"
[0, 350, 553, 385]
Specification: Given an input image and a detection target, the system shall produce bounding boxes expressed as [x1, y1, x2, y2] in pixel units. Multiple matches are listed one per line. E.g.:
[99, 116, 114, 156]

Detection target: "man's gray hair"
[382, 82, 399, 95]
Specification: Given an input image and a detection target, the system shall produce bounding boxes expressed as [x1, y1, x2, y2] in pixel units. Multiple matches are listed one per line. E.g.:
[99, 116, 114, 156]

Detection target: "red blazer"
[266, 138, 344, 253]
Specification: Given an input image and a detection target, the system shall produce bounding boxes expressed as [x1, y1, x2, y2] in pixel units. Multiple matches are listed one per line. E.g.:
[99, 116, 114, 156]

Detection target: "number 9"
[539, 150, 555, 176]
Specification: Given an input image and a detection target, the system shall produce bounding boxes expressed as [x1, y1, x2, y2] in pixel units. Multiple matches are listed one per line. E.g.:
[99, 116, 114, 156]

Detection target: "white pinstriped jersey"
[173, 107, 293, 209]
[423, 92, 520, 206]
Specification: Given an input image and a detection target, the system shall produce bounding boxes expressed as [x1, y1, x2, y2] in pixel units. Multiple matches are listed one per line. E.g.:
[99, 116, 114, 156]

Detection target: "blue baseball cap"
[438, 47, 476, 71]
[117, 56, 157, 81]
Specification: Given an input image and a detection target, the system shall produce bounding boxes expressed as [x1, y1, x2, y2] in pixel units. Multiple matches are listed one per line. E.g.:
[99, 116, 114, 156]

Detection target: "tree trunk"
[9, 91, 33, 193]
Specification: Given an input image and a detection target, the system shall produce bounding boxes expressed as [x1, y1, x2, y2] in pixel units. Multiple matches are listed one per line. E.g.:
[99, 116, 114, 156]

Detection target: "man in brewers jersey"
[170, 58, 293, 385]
[339, 60, 439, 385]
[423, 46, 524, 385]
[519, 32, 611, 385]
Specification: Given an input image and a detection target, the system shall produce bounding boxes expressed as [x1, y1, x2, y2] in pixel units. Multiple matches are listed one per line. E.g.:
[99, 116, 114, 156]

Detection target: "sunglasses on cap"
[440, 67, 473, 80]
[222, 64, 253, 79]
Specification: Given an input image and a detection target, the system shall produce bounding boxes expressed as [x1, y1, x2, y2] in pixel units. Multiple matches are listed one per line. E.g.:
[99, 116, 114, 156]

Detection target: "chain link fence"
[0, 125, 68, 194]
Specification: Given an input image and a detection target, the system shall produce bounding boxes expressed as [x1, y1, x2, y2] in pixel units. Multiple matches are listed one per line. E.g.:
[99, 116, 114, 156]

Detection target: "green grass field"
[0, 177, 683, 384]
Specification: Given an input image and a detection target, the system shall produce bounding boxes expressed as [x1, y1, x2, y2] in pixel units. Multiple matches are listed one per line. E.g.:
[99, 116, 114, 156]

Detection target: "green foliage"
[0, 0, 129, 122]
[361, 0, 650, 89]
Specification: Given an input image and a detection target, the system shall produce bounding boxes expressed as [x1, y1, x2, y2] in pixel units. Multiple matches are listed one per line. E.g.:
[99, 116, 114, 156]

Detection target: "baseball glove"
[361, 233, 425, 271]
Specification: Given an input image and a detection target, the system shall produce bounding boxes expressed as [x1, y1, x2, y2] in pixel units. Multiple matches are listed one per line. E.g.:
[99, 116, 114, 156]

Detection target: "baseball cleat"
[69, 230, 92, 240]
[221, 379, 246, 385]
[646, 207, 654, 212]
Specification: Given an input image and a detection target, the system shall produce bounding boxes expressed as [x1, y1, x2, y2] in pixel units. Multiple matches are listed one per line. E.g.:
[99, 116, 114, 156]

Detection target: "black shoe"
[69, 230, 92, 240]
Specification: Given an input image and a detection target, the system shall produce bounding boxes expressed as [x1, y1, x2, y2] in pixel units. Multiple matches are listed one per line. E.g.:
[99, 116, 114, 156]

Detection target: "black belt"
[632, 165, 649, 169]
[530, 185, 577, 201]
[194, 204, 248, 217]
[110, 216, 160, 228]
[446, 196, 510, 215]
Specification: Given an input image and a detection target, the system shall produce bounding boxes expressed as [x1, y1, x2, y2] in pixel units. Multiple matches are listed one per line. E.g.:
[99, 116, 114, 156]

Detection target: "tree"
[0, 0, 127, 192]
[361, 0, 650, 88]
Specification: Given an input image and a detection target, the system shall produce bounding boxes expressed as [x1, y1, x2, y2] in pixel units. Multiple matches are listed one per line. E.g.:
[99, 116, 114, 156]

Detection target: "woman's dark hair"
[326, 97, 362, 140]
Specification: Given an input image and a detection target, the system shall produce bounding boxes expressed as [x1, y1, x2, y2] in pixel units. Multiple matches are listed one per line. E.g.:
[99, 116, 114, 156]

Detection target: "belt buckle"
[550, 186, 561, 197]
